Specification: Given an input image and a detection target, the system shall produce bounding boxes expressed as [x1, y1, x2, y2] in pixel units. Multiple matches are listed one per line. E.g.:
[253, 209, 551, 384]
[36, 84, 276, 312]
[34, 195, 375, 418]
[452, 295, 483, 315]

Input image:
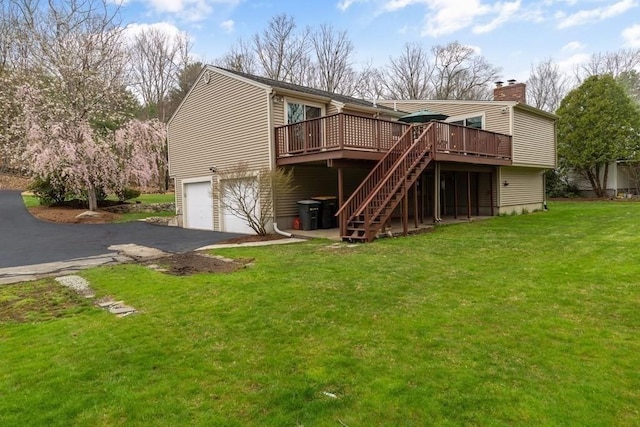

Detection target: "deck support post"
[453, 173, 458, 219]
[403, 180, 409, 236]
[490, 169, 495, 216]
[475, 172, 480, 216]
[434, 162, 441, 223]
[413, 181, 419, 228]
[467, 172, 472, 219]
[338, 167, 345, 237]
[420, 174, 426, 223]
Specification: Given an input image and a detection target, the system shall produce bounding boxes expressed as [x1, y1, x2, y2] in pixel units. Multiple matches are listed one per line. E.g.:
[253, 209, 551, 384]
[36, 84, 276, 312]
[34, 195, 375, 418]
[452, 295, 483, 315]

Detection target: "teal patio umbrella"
[398, 110, 449, 123]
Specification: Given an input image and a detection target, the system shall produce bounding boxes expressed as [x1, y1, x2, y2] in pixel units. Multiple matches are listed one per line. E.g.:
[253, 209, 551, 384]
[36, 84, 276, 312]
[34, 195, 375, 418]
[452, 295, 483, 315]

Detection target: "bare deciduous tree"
[17, 0, 131, 120]
[309, 24, 354, 94]
[217, 39, 257, 74]
[576, 48, 640, 81]
[252, 14, 310, 84]
[130, 27, 191, 122]
[381, 42, 433, 99]
[430, 41, 500, 100]
[350, 64, 386, 100]
[526, 58, 571, 112]
[217, 162, 296, 236]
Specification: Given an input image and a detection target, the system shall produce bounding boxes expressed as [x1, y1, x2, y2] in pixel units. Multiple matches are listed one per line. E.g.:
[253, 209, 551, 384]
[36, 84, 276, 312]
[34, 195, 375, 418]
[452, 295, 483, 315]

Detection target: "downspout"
[266, 88, 293, 238]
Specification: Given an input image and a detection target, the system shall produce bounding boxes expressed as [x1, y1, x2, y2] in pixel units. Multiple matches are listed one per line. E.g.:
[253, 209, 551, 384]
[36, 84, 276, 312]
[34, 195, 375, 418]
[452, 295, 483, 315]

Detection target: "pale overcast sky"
[116, 0, 640, 82]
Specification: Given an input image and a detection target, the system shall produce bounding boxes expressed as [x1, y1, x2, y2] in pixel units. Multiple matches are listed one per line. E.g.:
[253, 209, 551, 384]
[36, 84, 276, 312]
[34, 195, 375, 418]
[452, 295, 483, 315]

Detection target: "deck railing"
[275, 113, 409, 157]
[275, 113, 512, 161]
[431, 121, 512, 159]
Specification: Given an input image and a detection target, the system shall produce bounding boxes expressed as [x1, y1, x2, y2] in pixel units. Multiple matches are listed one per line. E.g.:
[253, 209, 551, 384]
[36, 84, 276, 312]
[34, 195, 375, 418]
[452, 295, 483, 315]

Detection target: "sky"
[116, 0, 640, 82]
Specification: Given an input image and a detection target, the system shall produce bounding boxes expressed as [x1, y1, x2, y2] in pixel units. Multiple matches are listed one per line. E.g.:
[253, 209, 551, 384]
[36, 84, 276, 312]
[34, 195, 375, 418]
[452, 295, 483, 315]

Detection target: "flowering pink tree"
[18, 82, 166, 211]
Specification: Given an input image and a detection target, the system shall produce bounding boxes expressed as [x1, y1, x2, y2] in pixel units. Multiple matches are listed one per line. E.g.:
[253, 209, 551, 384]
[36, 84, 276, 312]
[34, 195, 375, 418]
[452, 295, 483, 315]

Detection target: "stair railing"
[335, 123, 428, 230]
[357, 123, 435, 239]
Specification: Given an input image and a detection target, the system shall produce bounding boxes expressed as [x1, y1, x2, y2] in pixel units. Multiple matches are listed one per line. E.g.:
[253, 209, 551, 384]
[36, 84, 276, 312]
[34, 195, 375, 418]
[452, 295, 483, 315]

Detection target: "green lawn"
[21, 193, 175, 222]
[22, 192, 175, 207]
[1, 201, 639, 425]
[130, 192, 175, 204]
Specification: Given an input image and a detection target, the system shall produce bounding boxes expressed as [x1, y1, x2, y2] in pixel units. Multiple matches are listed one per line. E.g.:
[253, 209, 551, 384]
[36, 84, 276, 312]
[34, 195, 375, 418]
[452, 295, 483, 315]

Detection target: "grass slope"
[1, 201, 639, 425]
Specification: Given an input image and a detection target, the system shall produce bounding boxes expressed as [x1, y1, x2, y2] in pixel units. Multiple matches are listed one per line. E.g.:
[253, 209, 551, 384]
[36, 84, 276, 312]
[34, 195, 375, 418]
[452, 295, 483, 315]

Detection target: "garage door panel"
[184, 181, 213, 230]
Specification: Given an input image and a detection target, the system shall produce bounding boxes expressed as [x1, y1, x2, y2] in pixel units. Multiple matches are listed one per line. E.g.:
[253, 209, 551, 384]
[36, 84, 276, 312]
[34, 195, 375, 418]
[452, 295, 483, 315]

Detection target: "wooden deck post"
[489, 169, 495, 216]
[420, 174, 426, 223]
[434, 163, 441, 222]
[338, 114, 344, 150]
[475, 172, 480, 216]
[413, 182, 419, 228]
[403, 182, 409, 236]
[453, 172, 458, 219]
[338, 167, 345, 237]
[467, 171, 472, 219]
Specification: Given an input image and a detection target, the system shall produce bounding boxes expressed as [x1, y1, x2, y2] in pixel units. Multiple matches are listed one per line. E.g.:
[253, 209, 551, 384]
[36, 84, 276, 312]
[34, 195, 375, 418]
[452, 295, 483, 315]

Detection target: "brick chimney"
[493, 79, 526, 103]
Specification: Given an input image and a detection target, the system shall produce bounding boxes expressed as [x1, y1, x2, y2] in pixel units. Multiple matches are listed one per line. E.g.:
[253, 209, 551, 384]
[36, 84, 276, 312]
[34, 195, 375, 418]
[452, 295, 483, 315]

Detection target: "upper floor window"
[287, 102, 322, 124]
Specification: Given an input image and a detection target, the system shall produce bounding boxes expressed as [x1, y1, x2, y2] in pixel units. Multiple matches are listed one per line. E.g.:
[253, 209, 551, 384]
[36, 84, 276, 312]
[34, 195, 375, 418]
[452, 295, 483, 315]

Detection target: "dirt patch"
[28, 206, 120, 224]
[148, 252, 254, 276]
[0, 174, 30, 191]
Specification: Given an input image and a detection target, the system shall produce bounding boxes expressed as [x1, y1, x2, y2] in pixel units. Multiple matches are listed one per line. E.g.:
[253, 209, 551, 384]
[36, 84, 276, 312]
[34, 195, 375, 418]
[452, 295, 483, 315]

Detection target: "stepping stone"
[76, 211, 102, 219]
[96, 300, 116, 308]
[109, 306, 136, 315]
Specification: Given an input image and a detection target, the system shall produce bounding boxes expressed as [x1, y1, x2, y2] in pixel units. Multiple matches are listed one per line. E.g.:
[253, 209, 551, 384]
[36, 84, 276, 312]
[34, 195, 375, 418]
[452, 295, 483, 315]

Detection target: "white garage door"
[222, 179, 259, 235]
[184, 181, 213, 230]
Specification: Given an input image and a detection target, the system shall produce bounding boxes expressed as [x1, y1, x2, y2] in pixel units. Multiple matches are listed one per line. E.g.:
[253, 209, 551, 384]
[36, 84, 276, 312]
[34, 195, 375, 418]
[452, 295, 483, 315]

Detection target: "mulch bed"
[0, 174, 30, 191]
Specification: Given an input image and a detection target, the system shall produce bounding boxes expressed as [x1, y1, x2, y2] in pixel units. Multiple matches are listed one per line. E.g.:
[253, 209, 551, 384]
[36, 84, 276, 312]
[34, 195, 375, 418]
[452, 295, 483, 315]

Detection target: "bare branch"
[526, 58, 571, 112]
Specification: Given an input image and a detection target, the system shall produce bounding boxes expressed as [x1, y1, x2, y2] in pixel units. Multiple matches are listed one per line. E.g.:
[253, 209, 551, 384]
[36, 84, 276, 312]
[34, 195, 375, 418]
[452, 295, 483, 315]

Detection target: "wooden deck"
[275, 113, 513, 166]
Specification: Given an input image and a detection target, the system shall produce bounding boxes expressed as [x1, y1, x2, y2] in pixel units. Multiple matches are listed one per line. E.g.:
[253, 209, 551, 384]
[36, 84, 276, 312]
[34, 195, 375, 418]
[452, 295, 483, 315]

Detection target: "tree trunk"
[585, 170, 601, 197]
[87, 183, 98, 211]
[602, 162, 609, 197]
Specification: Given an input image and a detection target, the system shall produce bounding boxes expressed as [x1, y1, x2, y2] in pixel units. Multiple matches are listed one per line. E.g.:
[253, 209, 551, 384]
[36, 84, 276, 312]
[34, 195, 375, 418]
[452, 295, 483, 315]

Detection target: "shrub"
[545, 169, 579, 198]
[117, 187, 141, 202]
[28, 177, 68, 206]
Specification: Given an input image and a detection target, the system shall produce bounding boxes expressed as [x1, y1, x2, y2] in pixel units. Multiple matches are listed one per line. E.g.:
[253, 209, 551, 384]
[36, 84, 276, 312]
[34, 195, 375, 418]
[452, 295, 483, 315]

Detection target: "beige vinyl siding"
[272, 96, 285, 127]
[499, 166, 544, 210]
[377, 100, 511, 135]
[512, 109, 556, 167]
[327, 103, 341, 115]
[168, 71, 270, 228]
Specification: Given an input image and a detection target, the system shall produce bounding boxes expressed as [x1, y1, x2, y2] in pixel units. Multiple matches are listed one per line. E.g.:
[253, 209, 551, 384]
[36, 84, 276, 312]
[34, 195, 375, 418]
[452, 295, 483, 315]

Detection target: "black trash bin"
[297, 200, 321, 230]
[312, 196, 337, 229]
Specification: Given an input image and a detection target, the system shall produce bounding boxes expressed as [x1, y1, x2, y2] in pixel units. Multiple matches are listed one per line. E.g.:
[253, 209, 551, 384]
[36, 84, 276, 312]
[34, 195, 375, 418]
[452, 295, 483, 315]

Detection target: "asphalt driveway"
[0, 190, 245, 268]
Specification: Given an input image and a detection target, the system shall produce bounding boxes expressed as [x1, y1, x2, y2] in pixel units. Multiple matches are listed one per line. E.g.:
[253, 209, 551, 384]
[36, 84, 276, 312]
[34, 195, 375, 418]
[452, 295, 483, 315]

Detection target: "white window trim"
[445, 112, 486, 129]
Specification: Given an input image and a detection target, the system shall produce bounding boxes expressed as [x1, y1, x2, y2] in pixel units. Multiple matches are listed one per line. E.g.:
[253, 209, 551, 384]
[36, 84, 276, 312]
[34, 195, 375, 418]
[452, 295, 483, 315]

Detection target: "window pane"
[287, 103, 304, 124]
[466, 116, 482, 129]
[305, 106, 321, 120]
[450, 120, 464, 126]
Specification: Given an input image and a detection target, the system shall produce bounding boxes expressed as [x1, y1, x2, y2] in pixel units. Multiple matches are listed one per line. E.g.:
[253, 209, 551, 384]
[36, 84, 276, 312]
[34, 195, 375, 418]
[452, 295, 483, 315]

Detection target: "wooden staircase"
[337, 123, 435, 242]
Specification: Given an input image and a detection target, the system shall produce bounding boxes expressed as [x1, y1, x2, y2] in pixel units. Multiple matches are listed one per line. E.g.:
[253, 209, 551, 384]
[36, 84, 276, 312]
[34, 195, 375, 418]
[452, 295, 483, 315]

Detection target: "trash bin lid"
[311, 196, 337, 201]
[297, 200, 321, 205]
